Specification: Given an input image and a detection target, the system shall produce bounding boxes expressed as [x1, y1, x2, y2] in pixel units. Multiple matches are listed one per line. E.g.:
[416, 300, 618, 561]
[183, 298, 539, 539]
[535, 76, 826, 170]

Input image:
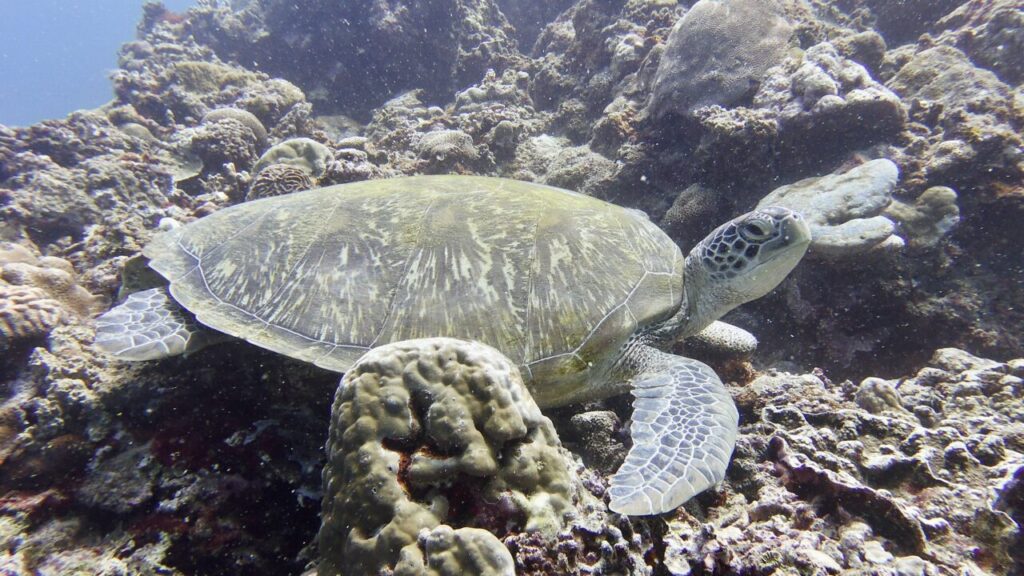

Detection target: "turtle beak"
[781, 211, 812, 250]
[744, 209, 811, 298]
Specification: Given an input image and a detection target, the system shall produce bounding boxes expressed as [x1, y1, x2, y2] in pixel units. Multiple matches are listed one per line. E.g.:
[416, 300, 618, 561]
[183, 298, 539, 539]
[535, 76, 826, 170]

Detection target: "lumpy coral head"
[317, 338, 574, 576]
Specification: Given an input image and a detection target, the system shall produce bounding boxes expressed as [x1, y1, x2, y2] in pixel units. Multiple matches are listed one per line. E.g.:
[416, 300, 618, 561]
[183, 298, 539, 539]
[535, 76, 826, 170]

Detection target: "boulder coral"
[646, 0, 794, 120]
[884, 186, 960, 248]
[188, 117, 261, 171]
[416, 129, 481, 173]
[318, 338, 576, 576]
[201, 107, 268, 147]
[246, 164, 314, 201]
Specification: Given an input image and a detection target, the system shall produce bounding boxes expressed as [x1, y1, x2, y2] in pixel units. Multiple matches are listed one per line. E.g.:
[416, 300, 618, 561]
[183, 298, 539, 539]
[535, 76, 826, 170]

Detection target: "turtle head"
[680, 206, 811, 336]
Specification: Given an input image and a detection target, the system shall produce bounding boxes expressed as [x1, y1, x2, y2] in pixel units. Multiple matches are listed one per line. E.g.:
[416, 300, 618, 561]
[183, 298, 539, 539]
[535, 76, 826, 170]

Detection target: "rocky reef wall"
[0, 0, 1020, 574]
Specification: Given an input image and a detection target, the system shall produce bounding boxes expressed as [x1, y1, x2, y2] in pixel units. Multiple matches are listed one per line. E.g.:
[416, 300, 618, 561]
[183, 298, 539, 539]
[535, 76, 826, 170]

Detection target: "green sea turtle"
[94, 175, 810, 515]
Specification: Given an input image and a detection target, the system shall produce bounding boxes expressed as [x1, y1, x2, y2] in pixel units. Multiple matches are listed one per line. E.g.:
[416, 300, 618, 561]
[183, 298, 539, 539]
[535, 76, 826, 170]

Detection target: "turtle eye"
[738, 220, 772, 242]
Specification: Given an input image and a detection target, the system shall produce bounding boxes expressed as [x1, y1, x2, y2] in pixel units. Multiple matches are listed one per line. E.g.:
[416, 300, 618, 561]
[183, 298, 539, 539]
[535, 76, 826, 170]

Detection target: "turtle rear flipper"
[94, 287, 217, 361]
[608, 348, 739, 515]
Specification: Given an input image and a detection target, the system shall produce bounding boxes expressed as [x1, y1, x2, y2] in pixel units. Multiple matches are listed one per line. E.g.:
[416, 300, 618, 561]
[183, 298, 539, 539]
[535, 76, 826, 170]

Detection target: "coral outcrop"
[646, 0, 794, 120]
[318, 338, 576, 575]
[188, 0, 520, 119]
[252, 137, 332, 179]
[753, 42, 906, 170]
[246, 164, 314, 201]
[0, 243, 104, 352]
[663, 348, 1024, 575]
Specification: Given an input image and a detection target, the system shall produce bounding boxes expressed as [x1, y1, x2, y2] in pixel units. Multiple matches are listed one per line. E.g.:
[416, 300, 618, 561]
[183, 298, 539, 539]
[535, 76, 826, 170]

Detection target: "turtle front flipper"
[94, 287, 219, 361]
[608, 347, 738, 515]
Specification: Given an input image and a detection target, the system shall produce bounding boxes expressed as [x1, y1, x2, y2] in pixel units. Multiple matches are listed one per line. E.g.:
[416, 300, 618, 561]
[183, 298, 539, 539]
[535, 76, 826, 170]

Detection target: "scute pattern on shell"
[246, 164, 315, 201]
[142, 176, 684, 392]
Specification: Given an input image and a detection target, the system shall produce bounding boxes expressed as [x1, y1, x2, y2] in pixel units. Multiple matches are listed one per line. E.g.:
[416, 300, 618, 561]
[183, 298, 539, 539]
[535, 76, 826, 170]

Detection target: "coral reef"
[934, 0, 1024, 86]
[753, 42, 906, 172]
[318, 338, 575, 575]
[663, 348, 1024, 575]
[0, 0, 1021, 574]
[509, 135, 619, 199]
[886, 44, 1022, 199]
[188, 0, 520, 119]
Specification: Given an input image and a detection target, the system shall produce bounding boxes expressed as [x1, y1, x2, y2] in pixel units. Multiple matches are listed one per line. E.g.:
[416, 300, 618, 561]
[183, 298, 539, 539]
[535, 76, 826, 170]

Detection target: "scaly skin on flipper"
[606, 206, 810, 515]
[94, 287, 219, 360]
[608, 347, 737, 515]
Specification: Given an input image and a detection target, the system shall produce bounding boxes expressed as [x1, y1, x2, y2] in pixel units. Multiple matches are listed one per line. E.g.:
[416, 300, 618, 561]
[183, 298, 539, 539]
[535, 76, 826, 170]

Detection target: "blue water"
[0, 0, 195, 127]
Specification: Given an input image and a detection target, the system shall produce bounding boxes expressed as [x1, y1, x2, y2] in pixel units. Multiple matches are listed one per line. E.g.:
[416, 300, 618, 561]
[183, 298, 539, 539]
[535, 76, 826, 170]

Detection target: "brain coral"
[252, 137, 332, 178]
[201, 108, 268, 147]
[246, 164, 314, 201]
[646, 0, 794, 119]
[0, 285, 64, 348]
[417, 129, 479, 167]
[0, 243, 104, 318]
[0, 243, 104, 352]
[318, 338, 574, 576]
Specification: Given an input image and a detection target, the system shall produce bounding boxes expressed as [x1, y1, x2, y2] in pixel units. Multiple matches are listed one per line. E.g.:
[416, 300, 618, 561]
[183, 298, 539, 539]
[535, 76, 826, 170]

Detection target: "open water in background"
[0, 0, 195, 127]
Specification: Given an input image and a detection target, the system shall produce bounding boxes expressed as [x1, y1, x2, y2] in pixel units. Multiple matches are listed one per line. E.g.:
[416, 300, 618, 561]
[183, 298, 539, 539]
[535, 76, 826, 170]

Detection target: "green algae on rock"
[317, 338, 571, 576]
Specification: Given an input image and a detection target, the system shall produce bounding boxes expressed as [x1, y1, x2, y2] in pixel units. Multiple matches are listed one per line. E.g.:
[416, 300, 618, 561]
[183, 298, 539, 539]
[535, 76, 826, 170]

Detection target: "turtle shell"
[146, 176, 684, 399]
